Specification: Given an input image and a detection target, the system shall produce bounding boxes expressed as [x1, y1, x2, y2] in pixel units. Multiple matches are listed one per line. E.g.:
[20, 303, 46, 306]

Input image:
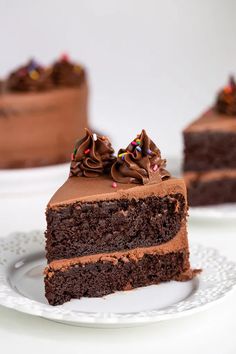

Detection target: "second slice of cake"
[45, 129, 196, 305]
[183, 77, 236, 206]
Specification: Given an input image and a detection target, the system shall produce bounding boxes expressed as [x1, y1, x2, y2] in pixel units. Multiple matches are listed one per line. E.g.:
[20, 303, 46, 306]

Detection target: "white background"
[0, 1, 236, 353]
[1, 0, 236, 156]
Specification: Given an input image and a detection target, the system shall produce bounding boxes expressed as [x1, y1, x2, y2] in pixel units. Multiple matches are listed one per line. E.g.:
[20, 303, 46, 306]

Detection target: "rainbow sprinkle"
[118, 152, 128, 158]
[74, 65, 82, 73]
[224, 86, 233, 94]
[93, 133, 97, 141]
[136, 146, 142, 152]
[152, 164, 158, 172]
[84, 149, 90, 155]
[28, 60, 38, 72]
[29, 70, 39, 80]
[131, 141, 138, 146]
[147, 149, 152, 155]
[112, 182, 117, 188]
[61, 53, 69, 62]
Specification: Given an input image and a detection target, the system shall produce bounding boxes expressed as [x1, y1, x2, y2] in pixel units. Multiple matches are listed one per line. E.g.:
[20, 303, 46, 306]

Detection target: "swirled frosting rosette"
[52, 54, 85, 87]
[215, 76, 236, 115]
[7, 59, 53, 92]
[70, 129, 115, 177]
[111, 129, 170, 184]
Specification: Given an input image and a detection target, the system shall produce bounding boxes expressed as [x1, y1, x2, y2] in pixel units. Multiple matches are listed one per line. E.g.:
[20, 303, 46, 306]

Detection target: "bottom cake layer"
[45, 249, 191, 306]
[184, 171, 236, 206]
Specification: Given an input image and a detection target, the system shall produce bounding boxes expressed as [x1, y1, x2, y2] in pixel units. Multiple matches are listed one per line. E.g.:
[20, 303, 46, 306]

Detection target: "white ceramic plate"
[0, 230, 236, 328]
[189, 204, 236, 220]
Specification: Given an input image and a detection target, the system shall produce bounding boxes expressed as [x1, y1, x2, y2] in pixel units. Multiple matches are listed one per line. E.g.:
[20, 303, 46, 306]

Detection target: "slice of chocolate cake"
[183, 76, 236, 206]
[45, 129, 197, 306]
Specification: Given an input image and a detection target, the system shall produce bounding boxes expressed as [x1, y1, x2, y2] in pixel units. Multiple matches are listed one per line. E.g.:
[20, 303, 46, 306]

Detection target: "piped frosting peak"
[7, 59, 53, 92]
[70, 129, 115, 177]
[51, 54, 85, 87]
[215, 76, 236, 115]
[111, 129, 170, 184]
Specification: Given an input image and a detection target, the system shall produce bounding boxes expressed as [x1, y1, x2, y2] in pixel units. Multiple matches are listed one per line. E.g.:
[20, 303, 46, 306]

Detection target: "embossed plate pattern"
[0, 231, 236, 328]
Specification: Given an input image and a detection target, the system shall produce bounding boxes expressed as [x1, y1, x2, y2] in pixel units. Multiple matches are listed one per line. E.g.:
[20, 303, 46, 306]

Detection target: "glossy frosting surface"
[48, 175, 187, 207]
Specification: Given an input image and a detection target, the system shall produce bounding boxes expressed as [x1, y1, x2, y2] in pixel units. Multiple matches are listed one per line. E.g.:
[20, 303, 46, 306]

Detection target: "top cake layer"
[46, 130, 188, 262]
[49, 175, 187, 207]
[46, 176, 187, 262]
[183, 108, 236, 172]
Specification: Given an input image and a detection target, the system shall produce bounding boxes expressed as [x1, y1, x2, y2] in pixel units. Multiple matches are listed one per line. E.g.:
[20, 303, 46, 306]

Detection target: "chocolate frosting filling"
[215, 76, 236, 115]
[6, 59, 54, 92]
[45, 222, 188, 271]
[111, 129, 170, 184]
[70, 129, 116, 177]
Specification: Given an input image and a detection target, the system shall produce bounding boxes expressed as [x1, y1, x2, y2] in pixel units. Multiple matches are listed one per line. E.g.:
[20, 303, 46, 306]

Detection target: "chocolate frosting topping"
[111, 129, 170, 184]
[7, 59, 53, 92]
[70, 129, 115, 177]
[215, 76, 236, 115]
[52, 55, 85, 87]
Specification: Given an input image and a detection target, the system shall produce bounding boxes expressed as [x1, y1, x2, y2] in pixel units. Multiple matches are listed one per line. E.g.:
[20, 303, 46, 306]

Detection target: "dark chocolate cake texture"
[183, 76, 236, 206]
[45, 129, 198, 305]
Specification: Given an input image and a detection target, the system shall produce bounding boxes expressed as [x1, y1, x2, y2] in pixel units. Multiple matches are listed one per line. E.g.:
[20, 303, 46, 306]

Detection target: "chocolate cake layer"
[183, 131, 236, 172]
[45, 249, 189, 305]
[185, 176, 236, 206]
[45, 220, 194, 305]
[46, 192, 186, 261]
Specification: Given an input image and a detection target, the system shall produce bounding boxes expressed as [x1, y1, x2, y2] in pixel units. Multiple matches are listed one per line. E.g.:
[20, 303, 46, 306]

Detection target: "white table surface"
[0, 163, 236, 354]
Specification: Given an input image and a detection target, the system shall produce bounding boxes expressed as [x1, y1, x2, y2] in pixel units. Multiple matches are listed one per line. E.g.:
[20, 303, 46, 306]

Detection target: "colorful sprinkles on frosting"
[224, 86, 233, 94]
[117, 136, 156, 161]
[116, 133, 159, 175]
[71, 148, 77, 161]
[152, 164, 158, 172]
[29, 70, 39, 80]
[61, 53, 69, 62]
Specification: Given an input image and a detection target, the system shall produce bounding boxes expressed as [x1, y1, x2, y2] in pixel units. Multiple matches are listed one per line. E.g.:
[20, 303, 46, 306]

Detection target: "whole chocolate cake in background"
[44, 129, 198, 306]
[183, 76, 236, 206]
[0, 55, 88, 168]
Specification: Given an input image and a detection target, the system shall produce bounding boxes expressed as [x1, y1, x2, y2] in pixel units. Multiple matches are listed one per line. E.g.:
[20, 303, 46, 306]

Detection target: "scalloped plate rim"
[0, 230, 236, 327]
